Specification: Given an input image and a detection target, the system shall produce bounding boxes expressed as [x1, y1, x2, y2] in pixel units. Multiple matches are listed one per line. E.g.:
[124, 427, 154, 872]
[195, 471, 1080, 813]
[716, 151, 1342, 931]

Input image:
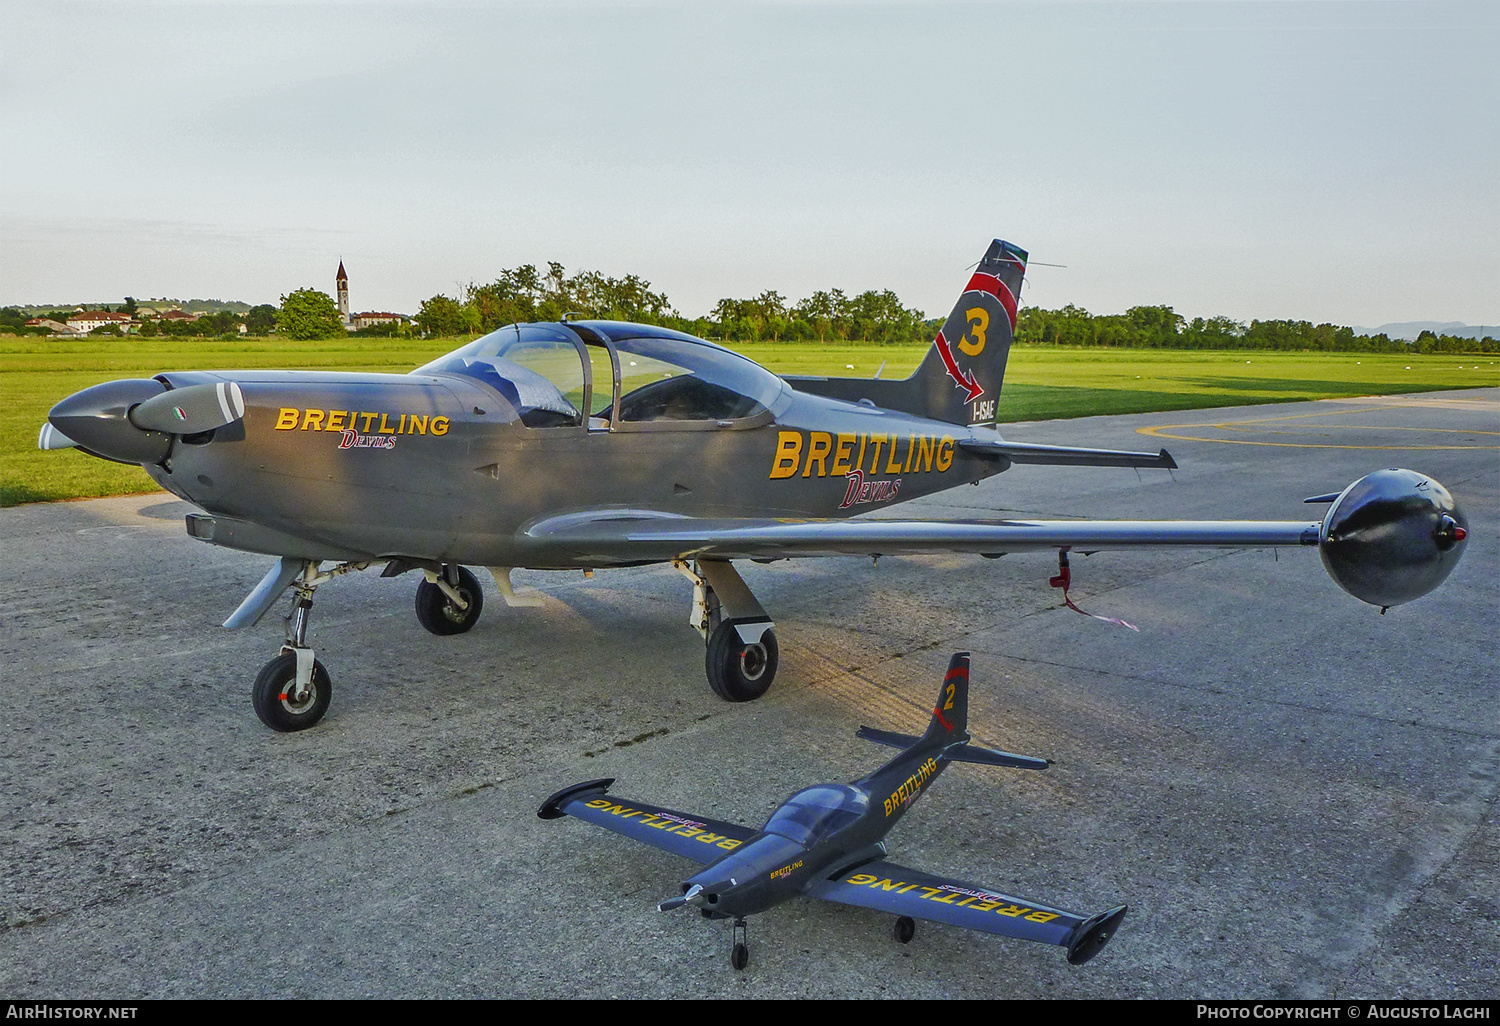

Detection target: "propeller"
[129, 381, 246, 434]
[658, 884, 705, 912]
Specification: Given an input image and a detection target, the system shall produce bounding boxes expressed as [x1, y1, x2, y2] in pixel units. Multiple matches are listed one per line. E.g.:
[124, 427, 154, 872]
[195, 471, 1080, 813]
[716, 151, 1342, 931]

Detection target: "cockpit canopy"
[414, 322, 787, 429]
[761, 784, 869, 847]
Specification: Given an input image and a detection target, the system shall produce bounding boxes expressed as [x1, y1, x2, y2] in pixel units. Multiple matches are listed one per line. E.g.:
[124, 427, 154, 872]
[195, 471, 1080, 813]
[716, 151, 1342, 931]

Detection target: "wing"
[807, 857, 1127, 964]
[538, 778, 757, 865]
[522, 509, 1321, 563]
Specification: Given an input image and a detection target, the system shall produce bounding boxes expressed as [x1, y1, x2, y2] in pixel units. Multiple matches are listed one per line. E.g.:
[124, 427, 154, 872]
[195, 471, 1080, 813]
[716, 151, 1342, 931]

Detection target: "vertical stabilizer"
[784, 240, 1028, 426]
[923, 652, 972, 743]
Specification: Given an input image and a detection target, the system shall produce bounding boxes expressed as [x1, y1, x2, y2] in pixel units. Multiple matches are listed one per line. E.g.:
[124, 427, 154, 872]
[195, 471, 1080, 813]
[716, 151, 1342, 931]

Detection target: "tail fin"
[923, 652, 972, 742]
[784, 239, 1028, 427]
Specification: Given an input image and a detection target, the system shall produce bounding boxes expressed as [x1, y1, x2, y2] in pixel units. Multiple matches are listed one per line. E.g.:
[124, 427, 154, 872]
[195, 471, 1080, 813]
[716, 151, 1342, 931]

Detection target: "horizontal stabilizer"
[856, 725, 1049, 770]
[960, 437, 1177, 469]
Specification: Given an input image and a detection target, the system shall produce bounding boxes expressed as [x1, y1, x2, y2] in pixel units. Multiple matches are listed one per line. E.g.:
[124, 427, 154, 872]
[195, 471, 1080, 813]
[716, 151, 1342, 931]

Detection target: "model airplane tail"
[783, 239, 1026, 426]
[856, 652, 1051, 770]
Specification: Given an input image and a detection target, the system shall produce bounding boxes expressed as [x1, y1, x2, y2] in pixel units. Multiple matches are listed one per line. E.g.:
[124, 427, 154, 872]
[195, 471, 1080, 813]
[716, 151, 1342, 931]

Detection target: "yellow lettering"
[676, 827, 702, 839]
[431, 416, 449, 436]
[398, 414, 407, 434]
[904, 434, 916, 472]
[831, 433, 856, 476]
[1025, 911, 1060, 923]
[936, 435, 954, 472]
[361, 411, 378, 432]
[885, 434, 904, 475]
[867, 434, 886, 474]
[325, 410, 346, 432]
[717, 839, 740, 850]
[847, 874, 878, 886]
[275, 408, 300, 430]
[378, 413, 394, 434]
[970, 900, 1000, 912]
[872, 879, 904, 892]
[917, 435, 936, 472]
[855, 434, 867, 472]
[301, 409, 324, 431]
[995, 905, 1031, 918]
[585, 799, 611, 809]
[409, 414, 429, 435]
[770, 431, 803, 479]
[802, 432, 833, 478]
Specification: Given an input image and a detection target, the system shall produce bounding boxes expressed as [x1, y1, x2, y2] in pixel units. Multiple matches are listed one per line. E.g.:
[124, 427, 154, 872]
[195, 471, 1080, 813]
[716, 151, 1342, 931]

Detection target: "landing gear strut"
[675, 559, 778, 703]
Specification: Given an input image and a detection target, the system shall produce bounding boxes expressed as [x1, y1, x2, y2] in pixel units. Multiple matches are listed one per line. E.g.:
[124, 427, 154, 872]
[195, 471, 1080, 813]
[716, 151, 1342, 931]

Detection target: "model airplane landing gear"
[675, 559, 778, 703]
[730, 918, 750, 971]
[894, 915, 916, 944]
[414, 564, 484, 635]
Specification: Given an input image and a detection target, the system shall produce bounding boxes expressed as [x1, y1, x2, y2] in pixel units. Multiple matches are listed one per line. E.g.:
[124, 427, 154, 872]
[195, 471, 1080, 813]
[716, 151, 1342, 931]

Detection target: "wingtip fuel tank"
[1318, 468, 1468, 609]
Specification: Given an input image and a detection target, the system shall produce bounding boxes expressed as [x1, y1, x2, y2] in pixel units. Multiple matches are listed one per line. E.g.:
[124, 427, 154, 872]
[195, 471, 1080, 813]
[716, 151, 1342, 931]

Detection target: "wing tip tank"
[538, 778, 615, 819]
[1066, 904, 1129, 965]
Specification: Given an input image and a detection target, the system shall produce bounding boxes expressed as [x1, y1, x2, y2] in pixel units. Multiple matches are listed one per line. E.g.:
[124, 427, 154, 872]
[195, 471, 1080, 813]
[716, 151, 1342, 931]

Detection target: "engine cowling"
[1319, 468, 1467, 608]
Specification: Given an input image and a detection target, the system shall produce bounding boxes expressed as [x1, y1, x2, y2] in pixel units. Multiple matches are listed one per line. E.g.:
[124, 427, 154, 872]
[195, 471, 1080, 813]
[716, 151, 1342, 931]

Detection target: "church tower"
[336, 260, 350, 324]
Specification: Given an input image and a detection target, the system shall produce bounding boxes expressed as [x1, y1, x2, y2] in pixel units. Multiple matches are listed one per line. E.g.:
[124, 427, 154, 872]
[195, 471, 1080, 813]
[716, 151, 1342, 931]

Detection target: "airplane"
[539, 651, 1129, 970]
[39, 239, 1469, 731]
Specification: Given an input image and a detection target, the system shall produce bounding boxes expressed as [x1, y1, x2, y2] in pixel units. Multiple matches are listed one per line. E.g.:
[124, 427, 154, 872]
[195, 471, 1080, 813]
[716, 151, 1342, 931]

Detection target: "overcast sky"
[2, 0, 1495, 327]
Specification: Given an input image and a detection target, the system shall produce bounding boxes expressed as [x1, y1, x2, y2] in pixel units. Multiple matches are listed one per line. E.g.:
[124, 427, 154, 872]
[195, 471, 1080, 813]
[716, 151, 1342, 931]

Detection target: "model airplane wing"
[538, 778, 758, 864]
[523, 509, 1321, 563]
[807, 858, 1127, 965]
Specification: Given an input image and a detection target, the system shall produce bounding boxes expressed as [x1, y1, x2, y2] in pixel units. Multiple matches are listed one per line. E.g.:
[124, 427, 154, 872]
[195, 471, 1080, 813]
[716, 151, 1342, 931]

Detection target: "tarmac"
[1, 388, 1495, 999]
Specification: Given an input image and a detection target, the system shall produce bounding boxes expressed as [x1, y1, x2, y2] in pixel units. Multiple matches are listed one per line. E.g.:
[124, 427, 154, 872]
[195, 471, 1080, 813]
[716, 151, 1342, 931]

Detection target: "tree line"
[6, 268, 1494, 354]
[1015, 304, 1498, 355]
[413, 263, 936, 345]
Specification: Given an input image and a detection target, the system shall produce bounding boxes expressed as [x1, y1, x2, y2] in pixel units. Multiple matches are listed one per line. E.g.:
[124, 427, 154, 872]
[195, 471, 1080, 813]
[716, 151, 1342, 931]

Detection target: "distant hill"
[7, 299, 254, 316]
[1351, 321, 1496, 341]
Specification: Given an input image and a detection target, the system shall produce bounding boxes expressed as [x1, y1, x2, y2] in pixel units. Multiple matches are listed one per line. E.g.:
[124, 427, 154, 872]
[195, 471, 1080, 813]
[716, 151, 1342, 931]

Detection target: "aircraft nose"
[47, 378, 173, 464]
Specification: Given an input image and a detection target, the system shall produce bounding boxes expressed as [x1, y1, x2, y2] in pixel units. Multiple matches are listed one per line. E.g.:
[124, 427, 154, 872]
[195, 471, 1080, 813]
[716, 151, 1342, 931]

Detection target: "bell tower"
[336, 260, 350, 324]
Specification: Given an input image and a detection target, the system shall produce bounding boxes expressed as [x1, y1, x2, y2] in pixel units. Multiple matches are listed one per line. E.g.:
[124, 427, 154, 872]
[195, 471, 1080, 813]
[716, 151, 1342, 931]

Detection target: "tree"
[278, 288, 345, 340]
[246, 304, 277, 336]
[415, 294, 471, 337]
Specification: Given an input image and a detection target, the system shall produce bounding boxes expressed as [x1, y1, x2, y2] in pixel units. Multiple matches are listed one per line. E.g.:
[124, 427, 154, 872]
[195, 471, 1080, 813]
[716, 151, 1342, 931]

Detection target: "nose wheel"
[730, 918, 749, 971]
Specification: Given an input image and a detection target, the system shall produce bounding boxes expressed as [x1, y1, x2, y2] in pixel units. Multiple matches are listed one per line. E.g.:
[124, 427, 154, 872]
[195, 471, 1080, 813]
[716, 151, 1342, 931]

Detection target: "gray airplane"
[540, 651, 1128, 970]
[40, 239, 1469, 731]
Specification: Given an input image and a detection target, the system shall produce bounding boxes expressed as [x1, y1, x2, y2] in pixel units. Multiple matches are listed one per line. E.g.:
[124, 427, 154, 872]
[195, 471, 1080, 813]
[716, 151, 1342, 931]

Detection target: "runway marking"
[1137, 403, 1500, 450]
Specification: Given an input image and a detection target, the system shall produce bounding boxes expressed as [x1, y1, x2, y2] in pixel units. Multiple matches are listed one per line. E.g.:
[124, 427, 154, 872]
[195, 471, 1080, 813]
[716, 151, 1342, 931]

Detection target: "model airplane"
[540, 651, 1127, 970]
[40, 239, 1468, 731]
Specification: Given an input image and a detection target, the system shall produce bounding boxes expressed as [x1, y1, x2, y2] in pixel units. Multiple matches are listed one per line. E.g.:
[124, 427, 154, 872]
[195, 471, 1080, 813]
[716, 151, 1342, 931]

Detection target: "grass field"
[4, 334, 1495, 506]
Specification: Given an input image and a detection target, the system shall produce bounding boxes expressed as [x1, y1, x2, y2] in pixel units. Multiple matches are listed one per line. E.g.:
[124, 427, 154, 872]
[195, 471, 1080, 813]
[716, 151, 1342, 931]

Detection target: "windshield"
[761, 785, 869, 847]
[416, 324, 586, 427]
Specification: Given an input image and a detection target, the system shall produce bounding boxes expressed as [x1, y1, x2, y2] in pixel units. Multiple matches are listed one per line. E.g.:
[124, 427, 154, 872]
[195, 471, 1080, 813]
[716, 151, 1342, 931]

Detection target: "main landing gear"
[674, 559, 778, 703]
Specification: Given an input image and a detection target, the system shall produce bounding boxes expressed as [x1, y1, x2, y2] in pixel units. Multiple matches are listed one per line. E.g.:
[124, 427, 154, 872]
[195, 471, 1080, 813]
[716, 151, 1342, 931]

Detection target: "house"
[65, 311, 134, 334]
[351, 311, 405, 329]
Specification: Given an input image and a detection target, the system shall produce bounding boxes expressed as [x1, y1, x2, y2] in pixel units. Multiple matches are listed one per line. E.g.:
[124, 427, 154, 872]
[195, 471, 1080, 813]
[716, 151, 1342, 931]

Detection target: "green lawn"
[4, 334, 1495, 506]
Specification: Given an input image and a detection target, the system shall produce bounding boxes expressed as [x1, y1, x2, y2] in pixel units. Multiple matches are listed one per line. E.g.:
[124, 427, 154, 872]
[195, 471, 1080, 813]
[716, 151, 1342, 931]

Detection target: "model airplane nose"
[44, 379, 246, 465]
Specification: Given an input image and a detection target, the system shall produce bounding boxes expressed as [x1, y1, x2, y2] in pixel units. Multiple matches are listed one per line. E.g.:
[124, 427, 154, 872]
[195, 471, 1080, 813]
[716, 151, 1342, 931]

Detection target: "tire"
[415, 566, 484, 635]
[730, 942, 749, 971]
[705, 621, 778, 703]
[252, 652, 332, 732]
[894, 916, 916, 944]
